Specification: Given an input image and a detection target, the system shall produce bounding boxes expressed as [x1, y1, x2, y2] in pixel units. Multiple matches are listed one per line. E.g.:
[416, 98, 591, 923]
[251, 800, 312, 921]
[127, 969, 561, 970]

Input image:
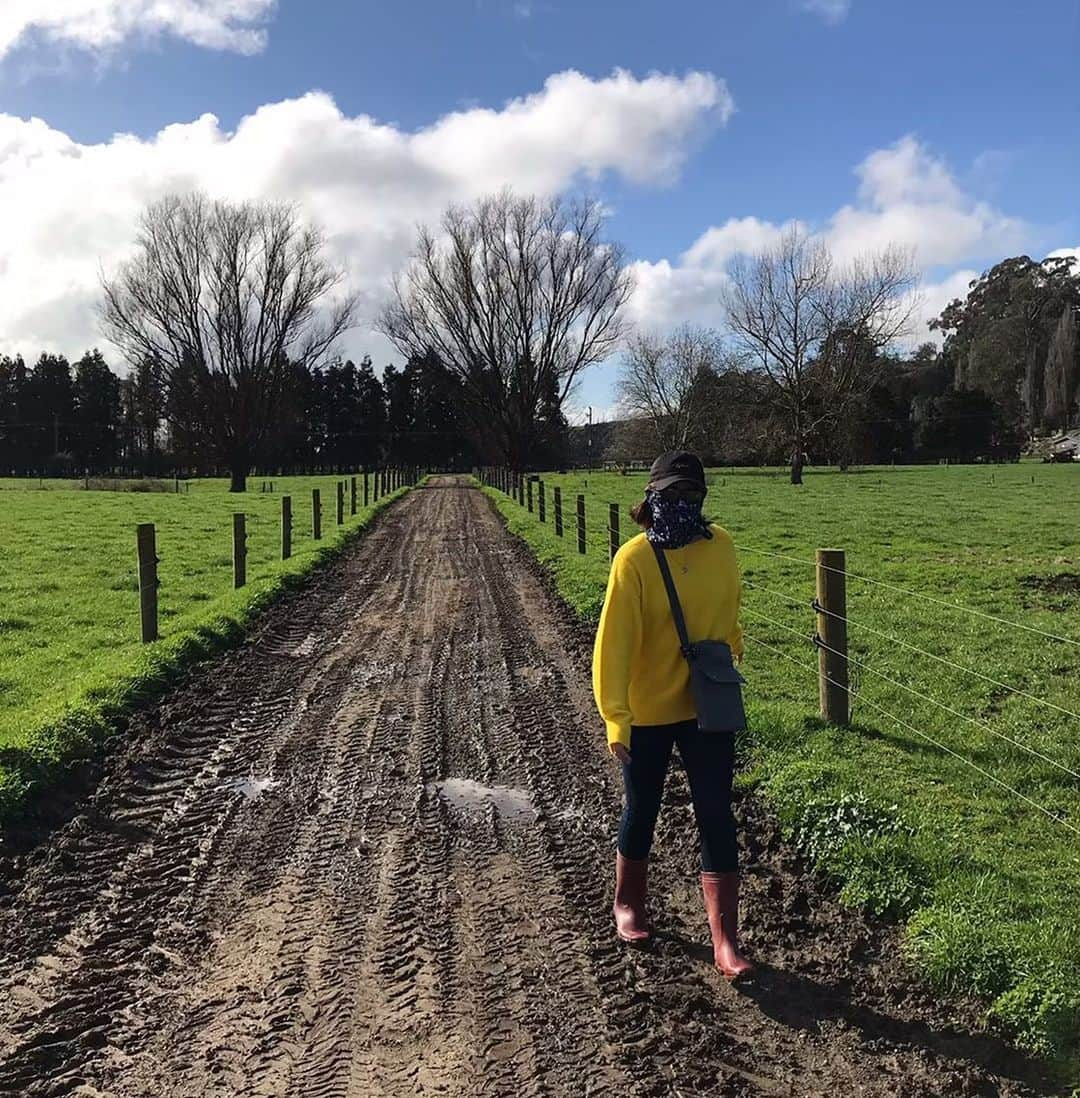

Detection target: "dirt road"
[0, 478, 1053, 1096]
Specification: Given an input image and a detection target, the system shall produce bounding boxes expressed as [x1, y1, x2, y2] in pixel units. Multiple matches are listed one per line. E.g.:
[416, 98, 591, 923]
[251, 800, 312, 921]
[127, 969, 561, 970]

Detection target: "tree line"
[2, 188, 1076, 489]
[0, 348, 490, 479]
[612, 240, 1080, 479]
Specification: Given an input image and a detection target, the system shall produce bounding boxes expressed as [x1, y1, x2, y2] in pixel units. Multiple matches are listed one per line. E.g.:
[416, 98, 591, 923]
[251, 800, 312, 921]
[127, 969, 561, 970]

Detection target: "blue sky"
[1, 0, 1077, 416]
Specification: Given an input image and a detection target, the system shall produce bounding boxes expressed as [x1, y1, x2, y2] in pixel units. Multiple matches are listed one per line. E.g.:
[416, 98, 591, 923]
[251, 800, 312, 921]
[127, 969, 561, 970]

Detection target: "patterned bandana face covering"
[644, 488, 710, 550]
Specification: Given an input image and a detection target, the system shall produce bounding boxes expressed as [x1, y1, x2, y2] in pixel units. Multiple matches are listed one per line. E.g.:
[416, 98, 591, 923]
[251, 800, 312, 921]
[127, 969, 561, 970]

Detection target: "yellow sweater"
[592, 525, 744, 751]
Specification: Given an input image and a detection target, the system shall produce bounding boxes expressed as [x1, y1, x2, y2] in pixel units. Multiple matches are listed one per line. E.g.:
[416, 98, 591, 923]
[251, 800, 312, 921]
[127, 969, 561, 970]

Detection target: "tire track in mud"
[0, 478, 1055, 1097]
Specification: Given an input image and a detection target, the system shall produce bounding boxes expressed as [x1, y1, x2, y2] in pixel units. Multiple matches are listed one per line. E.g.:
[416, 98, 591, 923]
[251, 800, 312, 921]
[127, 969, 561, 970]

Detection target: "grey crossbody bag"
[650, 542, 747, 732]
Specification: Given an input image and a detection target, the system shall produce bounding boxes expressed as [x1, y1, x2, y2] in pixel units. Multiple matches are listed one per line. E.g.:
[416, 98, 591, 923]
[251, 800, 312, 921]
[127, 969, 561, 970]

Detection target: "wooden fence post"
[554, 486, 563, 537]
[312, 488, 322, 540]
[539, 481, 546, 523]
[527, 478, 534, 513]
[351, 475, 357, 515]
[815, 548, 849, 726]
[337, 481, 345, 525]
[577, 494, 586, 554]
[282, 496, 292, 560]
[364, 471, 370, 507]
[137, 523, 158, 643]
[609, 503, 619, 561]
[518, 474, 525, 507]
[233, 513, 247, 589]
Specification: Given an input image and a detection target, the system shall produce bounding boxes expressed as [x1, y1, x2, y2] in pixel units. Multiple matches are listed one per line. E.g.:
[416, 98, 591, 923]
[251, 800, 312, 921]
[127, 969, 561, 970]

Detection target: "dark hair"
[630, 496, 653, 529]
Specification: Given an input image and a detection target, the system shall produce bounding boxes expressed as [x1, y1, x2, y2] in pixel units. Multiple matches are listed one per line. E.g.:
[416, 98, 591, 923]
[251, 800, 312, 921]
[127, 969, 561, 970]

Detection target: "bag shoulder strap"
[650, 541, 693, 660]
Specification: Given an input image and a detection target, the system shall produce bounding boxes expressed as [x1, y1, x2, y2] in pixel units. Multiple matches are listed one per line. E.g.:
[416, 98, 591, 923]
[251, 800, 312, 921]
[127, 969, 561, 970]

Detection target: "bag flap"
[691, 641, 746, 684]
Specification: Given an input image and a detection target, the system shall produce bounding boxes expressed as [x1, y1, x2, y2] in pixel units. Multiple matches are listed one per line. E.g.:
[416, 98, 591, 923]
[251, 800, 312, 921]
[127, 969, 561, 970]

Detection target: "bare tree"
[378, 190, 632, 469]
[101, 193, 357, 491]
[616, 325, 723, 451]
[725, 225, 917, 484]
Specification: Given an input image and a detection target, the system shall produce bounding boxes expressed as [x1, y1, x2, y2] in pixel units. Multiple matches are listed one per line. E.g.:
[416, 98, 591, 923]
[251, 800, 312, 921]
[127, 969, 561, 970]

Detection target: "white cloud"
[628, 136, 1029, 343]
[908, 269, 978, 344]
[800, 0, 851, 24]
[681, 217, 796, 268]
[0, 68, 731, 365]
[0, 0, 276, 60]
[1047, 246, 1080, 272]
[825, 135, 1025, 266]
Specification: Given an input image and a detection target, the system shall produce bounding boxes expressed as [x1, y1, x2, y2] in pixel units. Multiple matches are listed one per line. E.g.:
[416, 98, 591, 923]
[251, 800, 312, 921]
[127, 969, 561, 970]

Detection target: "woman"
[592, 450, 754, 980]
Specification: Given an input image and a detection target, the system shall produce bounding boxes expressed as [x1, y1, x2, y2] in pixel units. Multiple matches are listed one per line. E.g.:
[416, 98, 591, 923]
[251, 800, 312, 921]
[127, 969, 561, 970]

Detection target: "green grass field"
[0, 473, 406, 820]
[486, 462, 1080, 1071]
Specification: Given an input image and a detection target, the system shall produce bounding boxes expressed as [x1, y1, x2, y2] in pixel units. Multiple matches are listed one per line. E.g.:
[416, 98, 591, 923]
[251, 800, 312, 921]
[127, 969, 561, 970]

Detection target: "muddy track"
[0, 478, 1055, 1097]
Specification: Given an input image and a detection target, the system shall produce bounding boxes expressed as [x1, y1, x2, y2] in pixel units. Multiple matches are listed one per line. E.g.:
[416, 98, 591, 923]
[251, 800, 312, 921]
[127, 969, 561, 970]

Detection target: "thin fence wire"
[745, 577, 1080, 725]
[741, 604, 1080, 781]
[742, 578, 810, 607]
[813, 604, 1080, 727]
[736, 542, 1080, 650]
[742, 631, 1080, 838]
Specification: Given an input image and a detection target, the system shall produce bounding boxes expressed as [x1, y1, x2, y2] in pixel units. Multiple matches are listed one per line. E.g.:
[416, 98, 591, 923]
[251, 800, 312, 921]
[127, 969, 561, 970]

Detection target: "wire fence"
[481, 467, 1080, 839]
[133, 469, 418, 642]
[742, 631, 1080, 837]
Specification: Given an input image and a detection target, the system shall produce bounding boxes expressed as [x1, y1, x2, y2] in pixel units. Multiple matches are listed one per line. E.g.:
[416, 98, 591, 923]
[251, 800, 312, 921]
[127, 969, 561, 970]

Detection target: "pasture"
[0, 474, 404, 815]
[489, 461, 1080, 1063]
[2, 461, 1078, 1072]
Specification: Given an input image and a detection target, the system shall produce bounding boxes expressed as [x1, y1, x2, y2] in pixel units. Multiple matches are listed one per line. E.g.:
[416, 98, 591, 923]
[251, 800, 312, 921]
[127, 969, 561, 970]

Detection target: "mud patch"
[1019, 572, 1080, 612]
[1019, 572, 1080, 596]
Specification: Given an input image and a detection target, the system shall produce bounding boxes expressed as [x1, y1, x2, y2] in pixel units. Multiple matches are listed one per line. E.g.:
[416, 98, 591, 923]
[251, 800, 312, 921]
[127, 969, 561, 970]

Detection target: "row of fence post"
[137, 468, 419, 644]
[479, 466, 849, 727]
[480, 467, 597, 562]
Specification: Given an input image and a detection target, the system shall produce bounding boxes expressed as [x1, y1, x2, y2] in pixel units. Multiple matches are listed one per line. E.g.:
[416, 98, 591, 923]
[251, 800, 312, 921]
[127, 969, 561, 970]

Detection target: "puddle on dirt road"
[226, 776, 279, 802]
[429, 778, 537, 822]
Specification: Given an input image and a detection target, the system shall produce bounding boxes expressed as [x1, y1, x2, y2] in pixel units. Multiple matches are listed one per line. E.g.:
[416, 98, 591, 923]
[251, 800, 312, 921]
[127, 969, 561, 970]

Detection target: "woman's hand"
[612, 743, 631, 765]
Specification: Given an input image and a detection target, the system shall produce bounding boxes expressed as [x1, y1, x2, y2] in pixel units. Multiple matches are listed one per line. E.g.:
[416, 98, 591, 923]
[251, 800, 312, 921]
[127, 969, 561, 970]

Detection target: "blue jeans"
[618, 719, 738, 873]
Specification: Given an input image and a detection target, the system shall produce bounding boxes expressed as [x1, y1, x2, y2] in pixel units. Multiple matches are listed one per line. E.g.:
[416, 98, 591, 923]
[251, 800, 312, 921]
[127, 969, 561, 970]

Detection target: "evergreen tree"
[72, 349, 122, 472]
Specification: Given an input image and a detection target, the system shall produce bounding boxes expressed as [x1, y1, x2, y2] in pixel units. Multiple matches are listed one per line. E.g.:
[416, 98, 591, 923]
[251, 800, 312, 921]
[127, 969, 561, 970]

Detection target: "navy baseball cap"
[648, 451, 707, 491]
